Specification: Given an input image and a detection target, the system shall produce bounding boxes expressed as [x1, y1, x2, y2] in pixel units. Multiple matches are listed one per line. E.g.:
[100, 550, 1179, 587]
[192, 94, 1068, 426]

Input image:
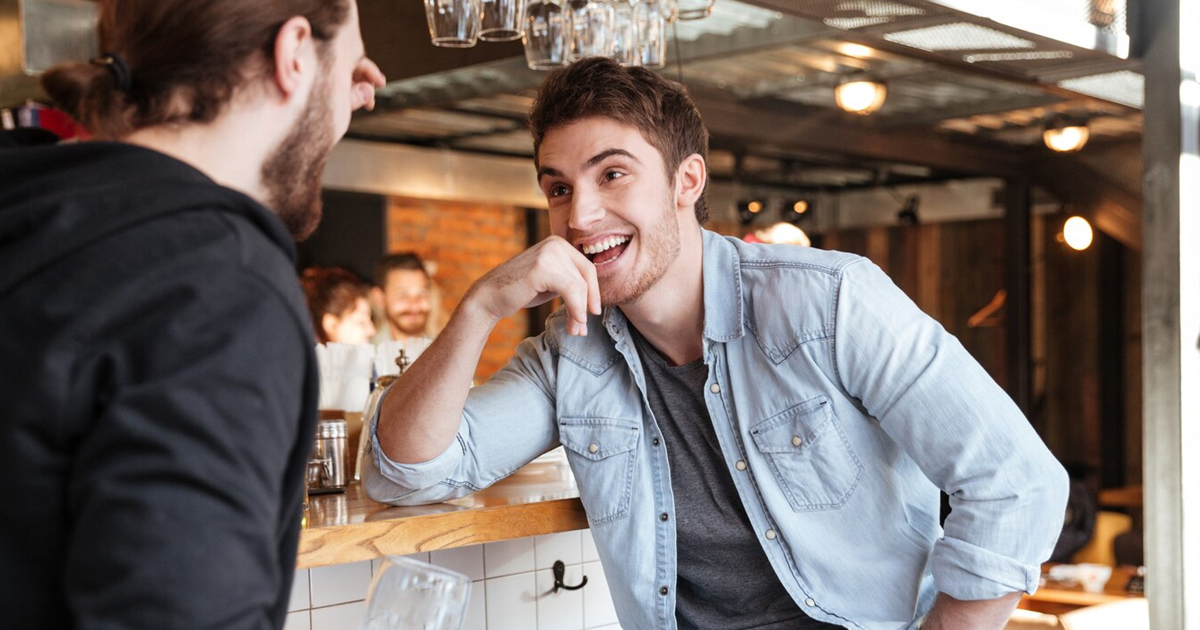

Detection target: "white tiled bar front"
[285, 529, 622, 630]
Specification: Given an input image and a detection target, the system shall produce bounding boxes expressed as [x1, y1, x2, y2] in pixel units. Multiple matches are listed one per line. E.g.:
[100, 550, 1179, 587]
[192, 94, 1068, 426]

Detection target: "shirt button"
[660, 512, 669, 522]
[792, 436, 803, 447]
[652, 438, 660, 446]
[735, 460, 747, 471]
[805, 598, 816, 607]
[709, 383, 721, 394]
[660, 586, 669, 596]
[588, 443, 599, 454]
[765, 529, 777, 540]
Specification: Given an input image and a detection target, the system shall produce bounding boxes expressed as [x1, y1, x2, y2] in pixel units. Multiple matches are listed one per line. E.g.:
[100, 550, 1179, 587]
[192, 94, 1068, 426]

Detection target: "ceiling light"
[835, 77, 887, 115]
[1062, 216, 1093, 250]
[1043, 118, 1090, 152]
[738, 199, 766, 225]
[784, 198, 813, 224]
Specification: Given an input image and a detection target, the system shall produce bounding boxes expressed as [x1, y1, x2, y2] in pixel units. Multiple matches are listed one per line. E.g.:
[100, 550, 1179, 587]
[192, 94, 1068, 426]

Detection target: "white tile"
[310, 561, 372, 608]
[581, 529, 600, 563]
[283, 611, 311, 630]
[535, 530, 583, 571]
[583, 561, 618, 629]
[484, 537, 536, 578]
[288, 568, 310, 612]
[462, 581, 487, 630]
[373, 553, 430, 576]
[310, 601, 366, 630]
[484, 572, 538, 630]
[536, 567, 585, 630]
[430, 544, 485, 581]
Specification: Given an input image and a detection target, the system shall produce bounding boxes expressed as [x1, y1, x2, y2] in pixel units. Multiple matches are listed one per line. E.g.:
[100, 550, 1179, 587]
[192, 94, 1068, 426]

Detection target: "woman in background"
[300, 267, 376, 345]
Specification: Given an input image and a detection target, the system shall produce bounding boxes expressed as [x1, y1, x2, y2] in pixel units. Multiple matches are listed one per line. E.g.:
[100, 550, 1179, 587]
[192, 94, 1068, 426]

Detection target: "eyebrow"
[537, 148, 642, 181]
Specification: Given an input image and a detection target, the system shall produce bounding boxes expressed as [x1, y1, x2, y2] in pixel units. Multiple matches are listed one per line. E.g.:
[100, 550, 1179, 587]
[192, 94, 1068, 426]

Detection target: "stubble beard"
[262, 66, 335, 242]
[600, 195, 681, 307]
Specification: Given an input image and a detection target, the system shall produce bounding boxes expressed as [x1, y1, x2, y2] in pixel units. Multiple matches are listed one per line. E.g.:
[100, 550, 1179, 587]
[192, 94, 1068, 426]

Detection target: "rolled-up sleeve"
[364, 326, 562, 506]
[833, 259, 1069, 600]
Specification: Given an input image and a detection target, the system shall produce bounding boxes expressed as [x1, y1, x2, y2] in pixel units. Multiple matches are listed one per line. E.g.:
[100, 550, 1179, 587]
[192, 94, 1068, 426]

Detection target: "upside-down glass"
[523, 0, 569, 69]
[674, 0, 714, 20]
[633, 0, 669, 68]
[359, 556, 471, 630]
[480, 0, 527, 41]
[610, 0, 638, 66]
[567, 0, 616, 60]
[424, 0, 481, 47]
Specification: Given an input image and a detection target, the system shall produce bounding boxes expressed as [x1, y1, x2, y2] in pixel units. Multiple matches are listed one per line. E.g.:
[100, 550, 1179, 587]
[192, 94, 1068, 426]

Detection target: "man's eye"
[549, 184, 569, 197]
[604, 170, 625, 182]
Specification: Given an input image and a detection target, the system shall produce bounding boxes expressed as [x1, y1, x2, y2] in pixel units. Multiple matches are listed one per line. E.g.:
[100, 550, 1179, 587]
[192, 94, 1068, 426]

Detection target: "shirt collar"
[700, 229, 745, 342]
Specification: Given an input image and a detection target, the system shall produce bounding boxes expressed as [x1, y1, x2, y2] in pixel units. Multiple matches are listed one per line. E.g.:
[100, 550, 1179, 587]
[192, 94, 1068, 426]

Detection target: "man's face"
[380, 269, 432, 337]
[537, 117, 682, 306]
[262, 1, 368, 240]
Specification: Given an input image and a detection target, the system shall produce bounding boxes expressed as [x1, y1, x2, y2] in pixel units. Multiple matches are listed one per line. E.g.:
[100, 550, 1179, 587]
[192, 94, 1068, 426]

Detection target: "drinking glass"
[610, 0, 638, 66]
[634, 0, 669, 68]
[675, 0, 714, 20]
[424, 0, 481, 48]
[480, 0, 526, 41]
[359, 556, 471, 630]
[523, 0, 569, 70]
[567, 0, 616, 60]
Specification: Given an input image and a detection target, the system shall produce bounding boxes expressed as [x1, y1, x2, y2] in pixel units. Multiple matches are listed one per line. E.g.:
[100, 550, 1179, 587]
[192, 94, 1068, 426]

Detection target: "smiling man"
[365, 58, 1067, 630]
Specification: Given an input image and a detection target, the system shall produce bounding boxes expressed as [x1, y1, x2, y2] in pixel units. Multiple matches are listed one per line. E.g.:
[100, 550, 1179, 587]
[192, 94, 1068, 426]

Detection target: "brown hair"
[40, 0, 351, 139]
[300, 267, 370, 344]
[528, 57, 710, 224]
[374, 251, 429, 287]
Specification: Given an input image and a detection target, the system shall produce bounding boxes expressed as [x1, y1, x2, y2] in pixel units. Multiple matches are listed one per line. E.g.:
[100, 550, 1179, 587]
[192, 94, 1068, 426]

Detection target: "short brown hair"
[40, 0, 350, 139]
[300, 267, 370, 344]
[374, 252, 429, 288]
[529, 58, 710, 224]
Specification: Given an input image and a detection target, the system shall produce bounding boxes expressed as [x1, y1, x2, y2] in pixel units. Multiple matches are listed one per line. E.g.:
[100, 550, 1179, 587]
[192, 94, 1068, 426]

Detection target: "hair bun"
[40, 61, 130, 139]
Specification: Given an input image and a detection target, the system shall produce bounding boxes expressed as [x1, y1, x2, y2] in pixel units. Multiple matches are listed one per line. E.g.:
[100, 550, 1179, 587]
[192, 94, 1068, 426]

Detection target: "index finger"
[351, 57, 386, 111]
[563, 243, 602, 318]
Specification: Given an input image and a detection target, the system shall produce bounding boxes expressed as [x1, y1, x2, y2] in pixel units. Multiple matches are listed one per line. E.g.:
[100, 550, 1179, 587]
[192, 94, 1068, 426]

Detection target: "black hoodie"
[0, 142, 318, 629]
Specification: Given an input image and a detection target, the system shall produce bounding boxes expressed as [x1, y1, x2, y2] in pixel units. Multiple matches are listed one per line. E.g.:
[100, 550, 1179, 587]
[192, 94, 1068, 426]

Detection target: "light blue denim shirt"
[364, 230, 1069, 630]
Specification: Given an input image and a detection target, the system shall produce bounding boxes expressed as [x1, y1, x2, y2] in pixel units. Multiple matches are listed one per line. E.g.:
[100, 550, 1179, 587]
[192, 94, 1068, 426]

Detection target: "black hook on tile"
[552, 560, 588, 593]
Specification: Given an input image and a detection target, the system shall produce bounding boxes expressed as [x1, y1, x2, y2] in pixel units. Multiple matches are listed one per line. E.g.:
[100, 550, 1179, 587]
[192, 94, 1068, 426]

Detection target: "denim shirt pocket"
[749, 396, 864, 512]
[558, 417, 640, 526]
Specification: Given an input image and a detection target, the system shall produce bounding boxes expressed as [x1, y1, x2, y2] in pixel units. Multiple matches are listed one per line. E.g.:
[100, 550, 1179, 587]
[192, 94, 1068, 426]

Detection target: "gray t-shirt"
[631, 328, 842, 630]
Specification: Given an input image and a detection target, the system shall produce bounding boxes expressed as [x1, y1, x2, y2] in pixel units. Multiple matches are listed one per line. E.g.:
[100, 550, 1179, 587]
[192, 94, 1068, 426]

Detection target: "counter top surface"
[297, 460, 586, 568]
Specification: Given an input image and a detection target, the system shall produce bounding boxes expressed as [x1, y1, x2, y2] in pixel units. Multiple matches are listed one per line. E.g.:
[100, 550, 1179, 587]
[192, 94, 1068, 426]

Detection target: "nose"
[567, 186, 605, 232]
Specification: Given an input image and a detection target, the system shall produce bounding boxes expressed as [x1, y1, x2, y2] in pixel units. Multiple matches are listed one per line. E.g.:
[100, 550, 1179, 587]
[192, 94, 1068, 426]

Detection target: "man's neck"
[123, 106, 283, 207]
[386, 326, 421, 343]
[620, 224, 705, 367]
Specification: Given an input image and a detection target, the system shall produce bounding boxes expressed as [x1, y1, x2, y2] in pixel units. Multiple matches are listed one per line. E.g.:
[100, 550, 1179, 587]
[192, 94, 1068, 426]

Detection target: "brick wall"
[385, 197, 529, 383]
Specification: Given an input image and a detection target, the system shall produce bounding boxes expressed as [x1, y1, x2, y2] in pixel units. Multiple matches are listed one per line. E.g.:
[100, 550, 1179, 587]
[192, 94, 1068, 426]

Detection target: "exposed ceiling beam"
[697, 96, 1025, 176]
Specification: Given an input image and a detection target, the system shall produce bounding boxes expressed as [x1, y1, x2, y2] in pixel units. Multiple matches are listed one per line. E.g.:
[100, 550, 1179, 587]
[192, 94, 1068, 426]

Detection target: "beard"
[387, 312, 429, 337]
[261, 70, 335, 242]
[599, 195, 681, 307]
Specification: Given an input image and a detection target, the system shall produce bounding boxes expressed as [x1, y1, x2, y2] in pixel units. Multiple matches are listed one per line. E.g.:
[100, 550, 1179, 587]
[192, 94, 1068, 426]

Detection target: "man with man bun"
[0, 1, 383, 627]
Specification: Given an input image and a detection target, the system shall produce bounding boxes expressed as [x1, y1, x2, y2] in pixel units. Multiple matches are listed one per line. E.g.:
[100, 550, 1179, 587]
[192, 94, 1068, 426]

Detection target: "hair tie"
[91, 52, 132, 93]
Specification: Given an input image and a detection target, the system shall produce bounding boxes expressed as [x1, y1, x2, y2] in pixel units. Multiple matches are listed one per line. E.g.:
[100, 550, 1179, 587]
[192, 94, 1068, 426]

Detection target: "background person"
[371, 251, 437, 345]
[302, 266, 376, 344]
[0, 0, 384, 627]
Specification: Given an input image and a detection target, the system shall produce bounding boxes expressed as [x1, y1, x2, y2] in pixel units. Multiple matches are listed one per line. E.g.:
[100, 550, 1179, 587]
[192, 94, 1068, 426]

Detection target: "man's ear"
[271, 16, 316, 101]
[370, 286, 385, 310]
[320, 312, 339, 341]
[675, 153, 707, 215]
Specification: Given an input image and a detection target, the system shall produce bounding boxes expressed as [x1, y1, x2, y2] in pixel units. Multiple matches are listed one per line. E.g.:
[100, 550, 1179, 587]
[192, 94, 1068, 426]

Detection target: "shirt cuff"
[370, 430, 463, 491]
[931, 537, 1041, 600]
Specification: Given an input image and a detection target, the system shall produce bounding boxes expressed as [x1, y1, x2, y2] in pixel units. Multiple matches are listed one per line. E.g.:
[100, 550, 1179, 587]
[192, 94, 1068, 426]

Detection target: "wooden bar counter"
[297, 460, 587, 569]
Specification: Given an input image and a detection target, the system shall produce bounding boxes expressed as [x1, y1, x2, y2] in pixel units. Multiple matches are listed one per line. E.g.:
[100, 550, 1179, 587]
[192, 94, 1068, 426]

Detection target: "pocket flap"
[749, 396, 831, 454]
[558, 418, 640, 461]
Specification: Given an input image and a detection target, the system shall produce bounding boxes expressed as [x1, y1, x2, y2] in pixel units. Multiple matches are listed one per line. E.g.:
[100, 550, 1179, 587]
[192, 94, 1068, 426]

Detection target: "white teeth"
[582, 236, 629, 256]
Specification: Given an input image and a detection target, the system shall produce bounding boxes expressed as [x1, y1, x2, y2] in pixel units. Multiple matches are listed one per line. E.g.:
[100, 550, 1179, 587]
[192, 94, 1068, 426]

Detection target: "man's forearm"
[921, 592, 1021, 630]
[376, 298, 496, 464]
